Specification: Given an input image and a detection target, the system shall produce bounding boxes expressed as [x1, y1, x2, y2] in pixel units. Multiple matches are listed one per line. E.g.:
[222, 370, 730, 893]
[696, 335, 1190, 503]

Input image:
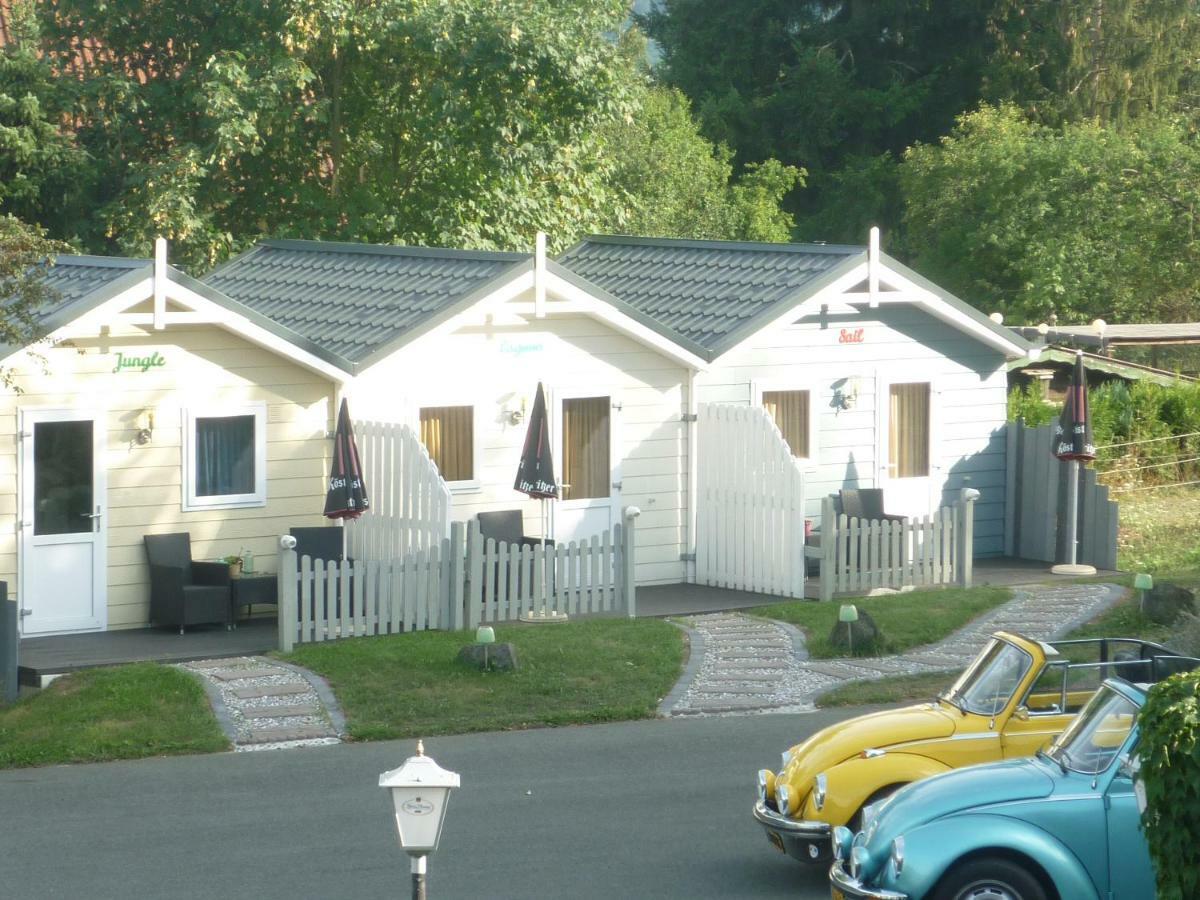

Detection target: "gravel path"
[661, 582, 1128, 717]
[178, 656, 346, 751]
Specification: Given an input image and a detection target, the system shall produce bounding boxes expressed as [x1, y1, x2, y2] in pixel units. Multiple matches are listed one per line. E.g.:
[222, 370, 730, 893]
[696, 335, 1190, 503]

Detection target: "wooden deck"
[18, 618, 277, 685]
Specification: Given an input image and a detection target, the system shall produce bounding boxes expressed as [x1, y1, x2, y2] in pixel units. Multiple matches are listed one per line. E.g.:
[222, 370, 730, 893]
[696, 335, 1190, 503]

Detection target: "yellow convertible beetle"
[753, 630, 1195, 865]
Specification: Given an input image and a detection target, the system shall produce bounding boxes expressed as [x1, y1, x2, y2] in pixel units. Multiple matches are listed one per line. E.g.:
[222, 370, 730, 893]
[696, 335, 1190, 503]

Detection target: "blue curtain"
[196, 415, 255, 496]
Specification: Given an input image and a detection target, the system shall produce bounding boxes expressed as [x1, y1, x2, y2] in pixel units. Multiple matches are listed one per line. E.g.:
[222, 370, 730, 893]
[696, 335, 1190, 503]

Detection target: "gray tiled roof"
[557, 236, 863, 356]
[205, 240, 529, 366]
[37, 255, 150, 319]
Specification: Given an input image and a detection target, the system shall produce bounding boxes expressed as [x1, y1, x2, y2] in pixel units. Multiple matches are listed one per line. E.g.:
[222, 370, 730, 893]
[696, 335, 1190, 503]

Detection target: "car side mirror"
[1014, 706, 1030, 721]
[1117, 753, 1137, 782]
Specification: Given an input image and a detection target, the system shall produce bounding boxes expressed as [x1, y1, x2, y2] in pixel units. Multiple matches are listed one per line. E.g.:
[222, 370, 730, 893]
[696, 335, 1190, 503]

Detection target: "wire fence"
[1096, 432, 1200, 495]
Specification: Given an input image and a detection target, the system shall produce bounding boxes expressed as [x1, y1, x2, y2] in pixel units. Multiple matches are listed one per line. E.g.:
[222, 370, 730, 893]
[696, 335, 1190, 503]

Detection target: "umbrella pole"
[1051, 459, 1096, 575]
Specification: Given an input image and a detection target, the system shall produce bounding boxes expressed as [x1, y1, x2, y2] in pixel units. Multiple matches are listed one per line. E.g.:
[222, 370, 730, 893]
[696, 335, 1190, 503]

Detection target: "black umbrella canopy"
[324, 398, 370, 519]
[1054, 352, 1096, 462]
[514, 382, 558, 499]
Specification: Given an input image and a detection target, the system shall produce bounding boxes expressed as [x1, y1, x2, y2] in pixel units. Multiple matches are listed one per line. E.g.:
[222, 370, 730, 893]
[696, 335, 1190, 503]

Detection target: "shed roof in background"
[205, 240, 529, 368]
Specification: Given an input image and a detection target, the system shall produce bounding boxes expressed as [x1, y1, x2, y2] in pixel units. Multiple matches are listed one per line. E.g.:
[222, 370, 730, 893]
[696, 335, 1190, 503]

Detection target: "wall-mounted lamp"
[832, 378, 859, 411]
[135, 410, 154, 445]
[503, 397, 526, 426]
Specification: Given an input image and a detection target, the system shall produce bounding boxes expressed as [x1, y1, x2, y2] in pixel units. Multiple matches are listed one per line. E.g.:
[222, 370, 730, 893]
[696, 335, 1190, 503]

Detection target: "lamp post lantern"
[380, 740, 461, 900]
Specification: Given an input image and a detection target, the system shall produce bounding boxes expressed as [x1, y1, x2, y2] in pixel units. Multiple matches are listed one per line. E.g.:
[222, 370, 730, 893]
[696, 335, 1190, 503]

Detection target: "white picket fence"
[345, 419, 451, 563]
[695, 403, 806, 597]
[814, 491, 976, 601]
[277, 513, 638, 650]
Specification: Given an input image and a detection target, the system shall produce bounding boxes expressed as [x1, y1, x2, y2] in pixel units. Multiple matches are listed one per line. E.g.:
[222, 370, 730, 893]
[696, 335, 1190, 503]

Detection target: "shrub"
[1007, 383, 1057, 427]
[1138, 670, 1200, 900]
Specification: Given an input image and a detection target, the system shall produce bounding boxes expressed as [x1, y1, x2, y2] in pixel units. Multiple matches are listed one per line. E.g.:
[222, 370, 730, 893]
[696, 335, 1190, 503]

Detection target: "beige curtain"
[889, 383, 930, 477]
[420, 406, 474, 481]
[562, 396, 609, 500]
[762, 390, 810, 458]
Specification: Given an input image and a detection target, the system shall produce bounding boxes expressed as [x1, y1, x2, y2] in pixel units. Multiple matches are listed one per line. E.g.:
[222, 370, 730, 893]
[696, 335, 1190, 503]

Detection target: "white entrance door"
[20, 409, 106, 635]
[877, 379, 938, 518]
[554, 392, 620, 545]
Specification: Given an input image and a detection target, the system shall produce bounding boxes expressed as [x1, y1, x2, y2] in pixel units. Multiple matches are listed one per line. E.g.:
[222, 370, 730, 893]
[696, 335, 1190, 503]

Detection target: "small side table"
[230, 574, 277, 626]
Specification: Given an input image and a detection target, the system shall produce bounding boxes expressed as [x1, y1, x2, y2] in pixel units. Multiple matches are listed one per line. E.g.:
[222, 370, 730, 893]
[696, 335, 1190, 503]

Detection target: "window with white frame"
[183, 402, 267, 510]
[888, 382, 931, 477]
[419, 404, 477, 486]
[761, 389, 813, 459]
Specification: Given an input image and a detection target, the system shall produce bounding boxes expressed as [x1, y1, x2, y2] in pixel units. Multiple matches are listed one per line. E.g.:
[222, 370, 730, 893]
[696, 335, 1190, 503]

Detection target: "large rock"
[1141, 583, 1196, 625]
[457, 641, 520, 672]
[827, 609, 882, 654]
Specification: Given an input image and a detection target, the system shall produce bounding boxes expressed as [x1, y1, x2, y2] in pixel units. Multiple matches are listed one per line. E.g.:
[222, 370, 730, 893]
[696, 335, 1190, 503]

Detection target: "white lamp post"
[380, 740, 461, 900]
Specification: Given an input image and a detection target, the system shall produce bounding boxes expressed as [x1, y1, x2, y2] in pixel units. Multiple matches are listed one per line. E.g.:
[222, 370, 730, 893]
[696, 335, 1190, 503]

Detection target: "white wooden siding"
[350, 309, 690, 586]
[697, 304, 1009, 556]
[0, 326, 336, 629]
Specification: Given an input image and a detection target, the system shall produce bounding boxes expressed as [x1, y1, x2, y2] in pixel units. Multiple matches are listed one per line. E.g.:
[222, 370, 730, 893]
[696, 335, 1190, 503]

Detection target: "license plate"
[830, 889, 845, 900]
[767, 831, 785, 853]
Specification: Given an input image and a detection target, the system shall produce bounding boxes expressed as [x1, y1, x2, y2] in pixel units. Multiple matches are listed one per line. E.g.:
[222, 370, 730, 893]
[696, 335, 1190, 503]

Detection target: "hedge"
[1138, 669, 1200, 900]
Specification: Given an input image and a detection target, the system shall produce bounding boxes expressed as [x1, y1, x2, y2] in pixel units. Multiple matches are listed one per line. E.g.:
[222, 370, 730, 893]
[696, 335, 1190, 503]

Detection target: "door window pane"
[34, 420, 93, 536]
[195, 415, 256, 497]
[889, 383, 930, 478]
[563, 397, 609, 500]
[420, 406, 474, 482]
[762, 390, 810, 458]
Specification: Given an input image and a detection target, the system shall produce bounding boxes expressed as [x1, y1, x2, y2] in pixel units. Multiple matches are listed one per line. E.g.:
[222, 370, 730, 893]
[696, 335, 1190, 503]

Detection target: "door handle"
[80, 512, 102, 518]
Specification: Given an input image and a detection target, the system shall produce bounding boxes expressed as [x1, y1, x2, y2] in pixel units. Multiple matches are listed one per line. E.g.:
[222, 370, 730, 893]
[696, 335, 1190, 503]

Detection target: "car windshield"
[943, 639, 1033, 716]
[1045, 684, 1139, 776]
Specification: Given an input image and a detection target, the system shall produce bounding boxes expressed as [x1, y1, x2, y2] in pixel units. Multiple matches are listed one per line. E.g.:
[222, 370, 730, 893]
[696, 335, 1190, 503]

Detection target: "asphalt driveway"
[0, 709, 862, 899]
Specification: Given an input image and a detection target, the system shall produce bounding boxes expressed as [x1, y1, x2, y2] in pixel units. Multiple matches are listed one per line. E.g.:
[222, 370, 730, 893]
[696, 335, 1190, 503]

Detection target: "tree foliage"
[1138, 669, 1200, 900]
[900, 104, 1200, 323]
[27, 0, 639, 267]
[601, 85, 803, 242]
[0, 214, 67, 386]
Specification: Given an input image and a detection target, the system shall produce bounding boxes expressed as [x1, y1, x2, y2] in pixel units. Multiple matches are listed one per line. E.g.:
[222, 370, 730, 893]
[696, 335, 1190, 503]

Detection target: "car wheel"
[930, 856, 1048, 900]
[849, 784, 902, 833]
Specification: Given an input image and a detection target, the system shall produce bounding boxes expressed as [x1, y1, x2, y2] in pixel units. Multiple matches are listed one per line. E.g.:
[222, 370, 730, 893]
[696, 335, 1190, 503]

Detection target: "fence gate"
[346, 419, 452, 563]
[695, 403, 805, 597]
[1005, 420, 1119, 571]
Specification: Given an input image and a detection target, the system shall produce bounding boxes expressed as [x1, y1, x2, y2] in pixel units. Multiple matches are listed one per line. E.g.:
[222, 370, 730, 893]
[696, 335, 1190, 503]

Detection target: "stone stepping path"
[178, 656, 346, 751]
[661, 582, 1127, 717]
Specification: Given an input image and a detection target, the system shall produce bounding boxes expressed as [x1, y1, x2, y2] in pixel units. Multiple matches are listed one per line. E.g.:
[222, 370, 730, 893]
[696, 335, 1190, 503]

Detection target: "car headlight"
[850, 845, 870, 880]
[776, 783, 794, 816]
[757, 769, 776, 805]
[813, 772, 828, 811]
[891, 836, 905, 876]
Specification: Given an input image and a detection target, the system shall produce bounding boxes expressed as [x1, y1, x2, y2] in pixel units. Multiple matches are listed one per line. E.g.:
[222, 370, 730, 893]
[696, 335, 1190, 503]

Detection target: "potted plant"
[221, 554, 244, 580]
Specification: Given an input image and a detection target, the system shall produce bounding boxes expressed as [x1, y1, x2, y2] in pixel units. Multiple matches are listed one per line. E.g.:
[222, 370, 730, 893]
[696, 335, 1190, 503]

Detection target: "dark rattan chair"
[290, 526, 352, 618]
[476, 510, 552, 550]
[836, 488, 907, 524]
[143, 533, 232, 634]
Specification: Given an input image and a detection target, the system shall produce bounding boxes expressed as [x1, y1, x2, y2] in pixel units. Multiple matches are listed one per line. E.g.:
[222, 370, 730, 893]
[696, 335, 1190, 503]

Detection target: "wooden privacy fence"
[815, 490, 977, 601]
[695, 402, 806, 597]
[346, 419, 451, 563]
[1005, 420, 1118, 571]
[277, 511, 639, 651]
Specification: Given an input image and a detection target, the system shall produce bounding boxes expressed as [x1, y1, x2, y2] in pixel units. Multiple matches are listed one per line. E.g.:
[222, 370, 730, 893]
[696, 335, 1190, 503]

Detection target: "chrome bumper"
[752, 800, 832, 863]
[829, 860, 909, 900]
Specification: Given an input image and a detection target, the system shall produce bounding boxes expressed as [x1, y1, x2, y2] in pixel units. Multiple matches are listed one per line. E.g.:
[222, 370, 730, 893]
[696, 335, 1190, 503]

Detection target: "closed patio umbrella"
[1052, 351, 1096, 574]
[324, 398, 369, 520]
[514, 383, 558, 603]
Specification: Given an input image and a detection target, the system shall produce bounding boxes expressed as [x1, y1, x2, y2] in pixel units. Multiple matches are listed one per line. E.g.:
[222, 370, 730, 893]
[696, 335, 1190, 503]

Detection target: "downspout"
[686, 367, 698, 584]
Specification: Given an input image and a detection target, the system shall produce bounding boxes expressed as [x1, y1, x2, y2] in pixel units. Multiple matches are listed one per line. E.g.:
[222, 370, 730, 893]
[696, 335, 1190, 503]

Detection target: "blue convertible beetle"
[829, 677, 1165, 900]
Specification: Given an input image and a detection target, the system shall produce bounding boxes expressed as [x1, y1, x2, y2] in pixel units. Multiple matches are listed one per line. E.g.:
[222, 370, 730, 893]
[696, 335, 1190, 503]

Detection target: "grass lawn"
[0, 663, 229, 769]
[279, 617, 684, 741]
[817, 588, 1186, 708]
[1118, 484, 1200, 573]
[749, 586, 1012, 660]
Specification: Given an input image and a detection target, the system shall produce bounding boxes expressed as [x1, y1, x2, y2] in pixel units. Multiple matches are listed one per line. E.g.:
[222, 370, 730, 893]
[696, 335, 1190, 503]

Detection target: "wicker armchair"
[143, 533, 232, 634]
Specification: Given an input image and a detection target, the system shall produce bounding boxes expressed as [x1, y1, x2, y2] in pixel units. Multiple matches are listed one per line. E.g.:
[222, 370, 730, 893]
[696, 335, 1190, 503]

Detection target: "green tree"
[36, 0, 640, 267]
[601, 85, 803, 242]
[0, 2, 89, 238]
[0, 214, 68, 388]
[987, 0, 1200, 125]
[900, 104, 1200, 324]
[642, 0, 996, 241]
